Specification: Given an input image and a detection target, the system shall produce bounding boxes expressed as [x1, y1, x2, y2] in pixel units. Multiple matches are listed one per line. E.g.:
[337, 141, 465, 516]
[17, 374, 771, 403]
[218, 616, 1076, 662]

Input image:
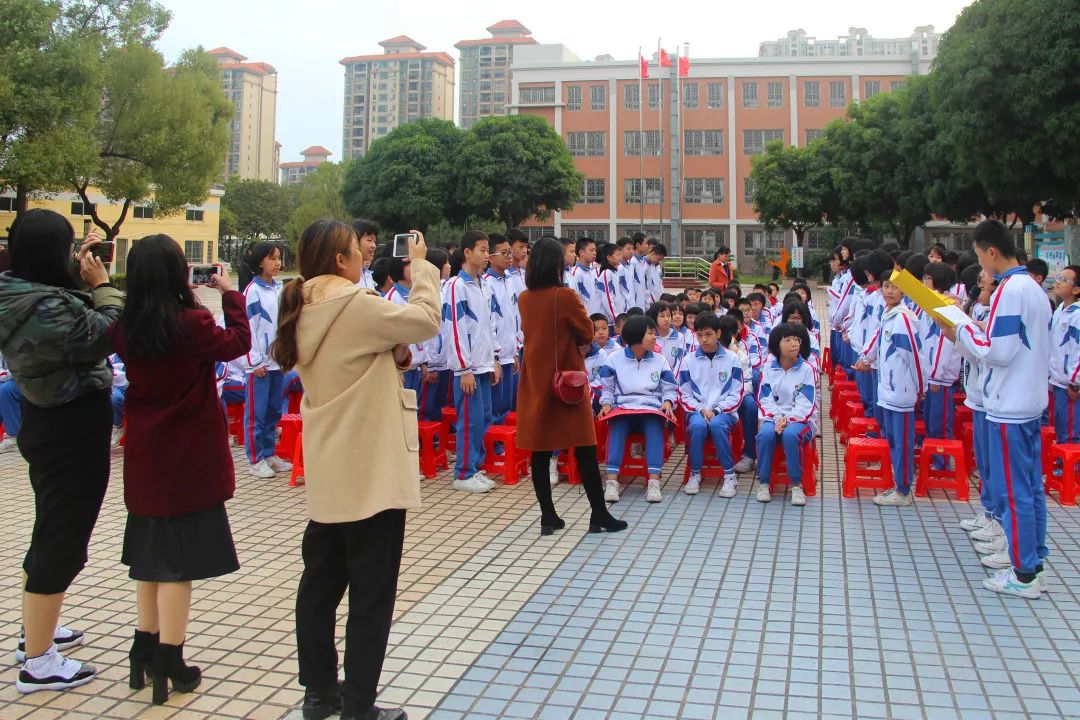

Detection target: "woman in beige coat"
[271, 220, 439, 720]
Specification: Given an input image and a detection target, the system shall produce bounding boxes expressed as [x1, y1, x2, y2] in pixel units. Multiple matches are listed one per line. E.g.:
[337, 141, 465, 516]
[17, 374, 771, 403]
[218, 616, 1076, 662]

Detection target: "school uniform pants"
[245, 370, 285, 464]
[279, 370, 303, 416]
[401, 368, 423, 400]
[295, 509, 405, 716]
[1051, 385, 1080, 444]
[605, 414, 665, 476]
[881, 408, 915, 495]
[738, 395, 759, 460]
[751, 368, 762, 397]
[686, 411, 737, 474]
[924, 384, 954, 468]
[110, 385, 127, 428]
[755, 421, 812, 486]
[972, 410, 994, 517]
[420, 370, 451, 424]
[453, 372, 493, 480]
[490, 362, 516, 425]
[855, 369, 875, 418]
[0, 380, 23, 437]
[987, 419, 1049, 575]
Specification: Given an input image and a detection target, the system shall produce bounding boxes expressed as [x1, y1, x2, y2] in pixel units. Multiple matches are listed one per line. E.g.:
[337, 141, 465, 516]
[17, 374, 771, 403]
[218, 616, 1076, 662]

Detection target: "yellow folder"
[889, 269, 960, 327]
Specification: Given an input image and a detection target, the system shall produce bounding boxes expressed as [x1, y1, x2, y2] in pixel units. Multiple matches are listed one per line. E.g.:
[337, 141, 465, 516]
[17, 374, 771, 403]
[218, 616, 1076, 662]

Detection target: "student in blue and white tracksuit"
[585, 314, 617, 410]
[596, 244, 625, 326]
[648, 302, 685, 373]
[242, 242, 291, 478]
[959, 284, 994, 532]
[484, 235, 520, 425]
[442, 232, 499, 493]
[385, 261, 425, 397]
[221, 358, 247, 407]
[0, 353, 21, 453]
[1049, 265, 1080, 444]
[725, 313, 759, 474]
[643, 244, 667, 306]
[569, 238, 602, 317]
[420, 249, 453, 424]
[280, 370, 303, 416]
[598, 315, 678, 504]
[615, 238, 635, 311]
[921, 263, 962, 469]
[755, 323, 817, 506]
[950, 221, 1051, 599]
[861, 274, 926, 505]
[630, 240, 650, 310]
[109, 354, 128, 446]
[679, 313, 744, 498]
[827, 248, 854, 373]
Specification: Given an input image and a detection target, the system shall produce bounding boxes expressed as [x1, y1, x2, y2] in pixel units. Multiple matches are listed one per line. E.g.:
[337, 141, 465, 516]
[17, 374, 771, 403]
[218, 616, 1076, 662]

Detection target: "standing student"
[615, 237, 635, 310]
[242, 242, 291, 479]
[420, 248, 452, 424]
[443, 231, 499, 493]
[569, 238, 601, 316]
[921, 263, 961, 469]
[644, 243, 668, 306]
[505, 228, 530, 300]
[754, 323, 817, 507]
[629, 233, 650, 310]
[1049, 265, 1080, 444]
[849, 252, 890, 424]
[859, 271, 925, 506]
[0, 353, 21, 453]
[959, 269, 996, 534]
[679, 313, 743, 497]
[560, 237, 576, 289]
[598, 316, 678, 504]
[484, 234, 519, 425]
[384, 258, 426, 399]
[350, 219, 380, 291]
[109, 235, 250, 706]
[946, 220, 1050, 599]
[596, 243, 625, 325]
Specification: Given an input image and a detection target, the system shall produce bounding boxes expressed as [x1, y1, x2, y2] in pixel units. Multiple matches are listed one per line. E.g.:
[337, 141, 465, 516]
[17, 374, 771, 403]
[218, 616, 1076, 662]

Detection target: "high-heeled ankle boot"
[128, 630, 159, 690]
[151, 642, 201, 705]
[588, 511, 628, 534]
[539, 514, 565, 536]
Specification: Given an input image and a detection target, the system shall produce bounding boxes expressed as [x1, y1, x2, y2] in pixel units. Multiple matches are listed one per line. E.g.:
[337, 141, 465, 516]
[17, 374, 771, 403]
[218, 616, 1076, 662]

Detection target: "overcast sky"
[154, 0, 973, 163]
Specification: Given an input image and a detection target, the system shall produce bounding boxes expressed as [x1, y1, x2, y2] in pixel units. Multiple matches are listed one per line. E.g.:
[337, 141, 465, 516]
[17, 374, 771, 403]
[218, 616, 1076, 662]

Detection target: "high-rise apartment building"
[339, 36, 455, 161]
[209, 47, 278, 182]
[455, 20, 537, 129]
[759, 26, 940, 60]
[511, 36, 938, 266]
[280, 146, 332, 185]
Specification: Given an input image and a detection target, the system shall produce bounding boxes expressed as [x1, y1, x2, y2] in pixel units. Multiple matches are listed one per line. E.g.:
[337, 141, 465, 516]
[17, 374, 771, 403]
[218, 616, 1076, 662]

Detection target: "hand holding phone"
[189, 264, 224, 287]
[392, 232, 417, 258]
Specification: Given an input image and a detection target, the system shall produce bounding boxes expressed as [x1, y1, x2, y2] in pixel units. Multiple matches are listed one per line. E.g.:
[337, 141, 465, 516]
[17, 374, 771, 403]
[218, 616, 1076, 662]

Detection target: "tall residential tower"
[455, 20, 537, 129]
[209, 47, 278, 182]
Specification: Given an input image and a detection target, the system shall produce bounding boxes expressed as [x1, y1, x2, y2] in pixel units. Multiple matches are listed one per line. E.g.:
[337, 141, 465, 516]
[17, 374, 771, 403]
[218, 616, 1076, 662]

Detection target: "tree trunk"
[15, 182, 29, 217]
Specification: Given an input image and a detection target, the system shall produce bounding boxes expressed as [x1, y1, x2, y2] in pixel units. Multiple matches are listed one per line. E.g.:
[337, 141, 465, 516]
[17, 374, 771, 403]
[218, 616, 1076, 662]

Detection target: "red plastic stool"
[954, 405, 973, 429]
[846, 417, 879, 441]
[594, 417, 608, 464]
[769, 440, 818, 496]
[831, 367, 847, 386]
[682, 425, 743, 485]
[615, 432, 651, 480]
[915, 438, 969, 500]
[226, 403, 245, 445]
[673, 406, 686, 446]
[1047, 443, 1080, 506]
[1041, 425, 1056, 479]
[957, 420, 975, 476]
[288, 391, 302, 415]
[731, 419, 745, 461]
[830, 381, 857, 416]
[838, 400, 865, 444]
[275, 414, 303, 461]
[822, 346, 833, 376]
[952, 391, 967, 407]
[290, 433, 304, 487]
[503, 412, 517, 426]
[557, 450, 583, 485]
[482, 425, 526, 485]
[417, 421, 448, 479]
[441, 406, 457, 454]
[842, 437, 893, 497]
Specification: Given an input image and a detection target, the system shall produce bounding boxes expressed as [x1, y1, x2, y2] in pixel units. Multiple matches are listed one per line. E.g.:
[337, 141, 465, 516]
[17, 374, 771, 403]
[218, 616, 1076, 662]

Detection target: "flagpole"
[657, 37, 663, 242]
[638, 46, 644, 232]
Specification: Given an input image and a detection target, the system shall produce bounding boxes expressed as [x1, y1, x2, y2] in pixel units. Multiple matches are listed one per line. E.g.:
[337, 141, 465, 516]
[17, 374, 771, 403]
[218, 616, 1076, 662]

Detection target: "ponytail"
[272, 277, 305, 371]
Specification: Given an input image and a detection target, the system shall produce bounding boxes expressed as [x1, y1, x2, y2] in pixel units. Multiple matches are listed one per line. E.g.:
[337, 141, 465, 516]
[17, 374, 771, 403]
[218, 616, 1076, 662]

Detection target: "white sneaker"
[15, 644, 96, 694]
[733, 456, 755, 474]
[873, 488, 913, 506]
[970, 520, 1004, 542]
[474, 470, 497, 490]
[0, 437, 17, 454]
[267, 456, 293, 473]
[718, 474, 738, 498]
[110, 427, 124, 447]
[1037, 566, 1050, 593]
[684, 473, 701, 495]
[973, 535, 1006, 554]
[549, 457, 560, 487]
[960, 512, 990, 532]
[980, 550, 1012, 569]
[250, 460, 276, 478]
[452, 473, 492, 493]
[15, 626, 84, 664]
[646, 479, 662, 502]
[604, 480, 620, 503]
[756, 483, 772, 503]
[982, 568, 1040, 599]
[790, 486, 806, 506]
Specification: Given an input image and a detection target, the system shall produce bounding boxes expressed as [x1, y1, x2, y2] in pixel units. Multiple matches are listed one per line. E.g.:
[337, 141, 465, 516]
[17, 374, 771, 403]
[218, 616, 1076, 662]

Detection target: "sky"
[154, 0, 974, 164]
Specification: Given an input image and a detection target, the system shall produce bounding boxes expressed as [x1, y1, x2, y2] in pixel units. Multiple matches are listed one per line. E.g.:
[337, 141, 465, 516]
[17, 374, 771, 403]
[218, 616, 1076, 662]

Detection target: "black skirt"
[122, 503, 240, 582]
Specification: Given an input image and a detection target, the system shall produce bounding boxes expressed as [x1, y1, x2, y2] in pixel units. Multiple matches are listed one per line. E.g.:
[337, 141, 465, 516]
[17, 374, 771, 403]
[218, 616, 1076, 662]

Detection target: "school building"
[508, 40, 937, 267]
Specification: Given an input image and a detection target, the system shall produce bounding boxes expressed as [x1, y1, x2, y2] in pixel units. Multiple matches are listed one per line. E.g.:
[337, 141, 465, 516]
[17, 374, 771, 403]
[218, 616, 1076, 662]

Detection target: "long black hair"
[525, 236, 565, 290]
[8, 209, 81, 290]
[120, 234, 199, 358]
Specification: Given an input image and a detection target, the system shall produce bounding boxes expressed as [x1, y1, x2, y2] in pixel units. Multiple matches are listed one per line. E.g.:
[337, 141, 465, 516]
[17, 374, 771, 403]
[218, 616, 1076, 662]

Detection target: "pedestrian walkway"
[0, 287, 1078, 719]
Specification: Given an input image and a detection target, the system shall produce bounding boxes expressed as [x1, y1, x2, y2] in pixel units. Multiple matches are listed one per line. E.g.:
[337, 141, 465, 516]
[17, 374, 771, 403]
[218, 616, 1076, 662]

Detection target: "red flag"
[659, 48, 673, 68]
[639, 55, 649, 79]
[678, 56, 690, 78]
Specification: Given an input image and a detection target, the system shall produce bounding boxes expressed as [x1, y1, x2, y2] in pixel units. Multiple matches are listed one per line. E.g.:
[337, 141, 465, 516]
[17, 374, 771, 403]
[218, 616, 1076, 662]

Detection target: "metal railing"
[662, 256, 711, 283]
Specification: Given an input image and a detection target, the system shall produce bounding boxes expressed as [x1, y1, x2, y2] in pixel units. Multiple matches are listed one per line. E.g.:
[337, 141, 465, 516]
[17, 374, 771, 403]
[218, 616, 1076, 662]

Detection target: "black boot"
[574, 447, 629, 534]
[302, 682, 342, 720]
[151, 642, 201, 705]
[128, 630, 159, 690]
[342, 705, 408, 720]
[588, 511, 628, 534]
[531, 451, 563, 535]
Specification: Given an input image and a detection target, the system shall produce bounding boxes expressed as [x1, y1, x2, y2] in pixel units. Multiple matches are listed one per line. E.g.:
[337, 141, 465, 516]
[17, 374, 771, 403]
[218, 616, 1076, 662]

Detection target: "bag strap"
[552, 289, 560, 373]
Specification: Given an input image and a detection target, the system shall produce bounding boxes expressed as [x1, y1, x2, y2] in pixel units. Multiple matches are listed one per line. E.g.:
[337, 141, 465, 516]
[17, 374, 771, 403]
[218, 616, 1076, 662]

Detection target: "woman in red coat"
[109, 235, 250, 706]
[517, 237, 628, 536]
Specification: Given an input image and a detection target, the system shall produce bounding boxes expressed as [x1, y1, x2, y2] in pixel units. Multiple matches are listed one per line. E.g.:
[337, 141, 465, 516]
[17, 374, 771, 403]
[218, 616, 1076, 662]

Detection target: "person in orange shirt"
[709, 246, 734, 294]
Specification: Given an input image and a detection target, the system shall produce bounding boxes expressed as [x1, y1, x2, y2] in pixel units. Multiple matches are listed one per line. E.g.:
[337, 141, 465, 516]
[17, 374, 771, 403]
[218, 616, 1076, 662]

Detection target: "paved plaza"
[1, 288, 1079, 720]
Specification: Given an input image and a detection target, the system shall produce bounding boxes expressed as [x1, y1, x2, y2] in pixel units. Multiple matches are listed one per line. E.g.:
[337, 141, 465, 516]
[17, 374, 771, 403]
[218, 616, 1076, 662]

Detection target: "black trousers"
[530, 446, 610, 521]
[296, 508, 406, 714]
[20, 389, 112, 594]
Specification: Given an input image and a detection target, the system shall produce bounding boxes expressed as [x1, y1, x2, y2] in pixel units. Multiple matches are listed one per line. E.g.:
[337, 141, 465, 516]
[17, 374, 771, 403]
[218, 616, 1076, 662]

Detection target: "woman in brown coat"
[517, 237, 628, 536]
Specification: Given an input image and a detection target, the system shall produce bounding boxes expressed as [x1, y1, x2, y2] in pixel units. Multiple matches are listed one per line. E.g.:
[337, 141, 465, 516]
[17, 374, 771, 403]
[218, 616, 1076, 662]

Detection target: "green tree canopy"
[284, 162, 350, 248]
[220, 177, 296, 242]
[749, 140, 833, 248]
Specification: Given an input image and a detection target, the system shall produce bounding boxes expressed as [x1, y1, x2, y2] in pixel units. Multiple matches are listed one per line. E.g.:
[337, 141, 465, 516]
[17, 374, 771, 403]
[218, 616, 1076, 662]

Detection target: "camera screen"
[191, 266, 220, 285]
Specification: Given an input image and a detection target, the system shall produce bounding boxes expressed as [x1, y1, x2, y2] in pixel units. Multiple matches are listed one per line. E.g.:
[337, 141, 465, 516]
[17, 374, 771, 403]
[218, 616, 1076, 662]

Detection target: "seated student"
[683, 303, 703, 357]
[779, 301, 821, 371]
[280, 370, 303, 416]
[0, 353, 21, 453]
[220, 358, 247, 408]
[860, 271, 926, 505]
[598, 315, 678, 504]
[921, 262, 962, 469]
[754, 323, 817, 506]
[1049, 264, 1080, 444]
[585, 313, 617, 409]
[721, 288, 741, 315]
[647, 302, 685, 372]
[768, 283, 781, 307]
[722, 311, 758, 475]
[109, 353, 128, 447]
[679, 313, 744, 497]
[671, 304, 687, 337]
[612, 313, 629, 341]
[686, 288, 702, 304]
[699, 291, 718, 312]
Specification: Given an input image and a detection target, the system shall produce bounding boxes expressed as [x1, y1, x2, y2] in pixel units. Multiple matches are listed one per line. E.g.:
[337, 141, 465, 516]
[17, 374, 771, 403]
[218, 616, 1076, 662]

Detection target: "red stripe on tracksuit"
[246, 380, 258, 464]
[449, 282, 467, 369]
[903, 413, 910, 491]
[1000, 424, 1021, 568]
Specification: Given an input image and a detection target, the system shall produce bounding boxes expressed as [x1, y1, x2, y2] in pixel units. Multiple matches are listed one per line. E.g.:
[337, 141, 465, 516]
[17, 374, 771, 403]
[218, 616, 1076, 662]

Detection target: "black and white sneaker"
[15, 644, 96, 693]
[15, 625, 84, 663]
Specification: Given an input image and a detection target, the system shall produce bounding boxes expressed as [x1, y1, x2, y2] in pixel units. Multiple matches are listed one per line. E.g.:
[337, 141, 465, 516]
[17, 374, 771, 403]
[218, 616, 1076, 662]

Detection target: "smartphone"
[189, 264, 223, 286]
[90, 241, 115, 264]
[392, 233, 417, 258]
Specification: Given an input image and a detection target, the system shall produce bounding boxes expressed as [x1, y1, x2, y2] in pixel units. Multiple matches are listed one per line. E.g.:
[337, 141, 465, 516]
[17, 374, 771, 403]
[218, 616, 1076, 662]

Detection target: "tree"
[931, 0, 1080, 222]
[454, 115, 583, 228]
[70, 44, 232, 239]
[220, 178, 295, 242]
[284, 162, 350, 248]
[343, 118, 464, 233]
[749, 140, 833, 258]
